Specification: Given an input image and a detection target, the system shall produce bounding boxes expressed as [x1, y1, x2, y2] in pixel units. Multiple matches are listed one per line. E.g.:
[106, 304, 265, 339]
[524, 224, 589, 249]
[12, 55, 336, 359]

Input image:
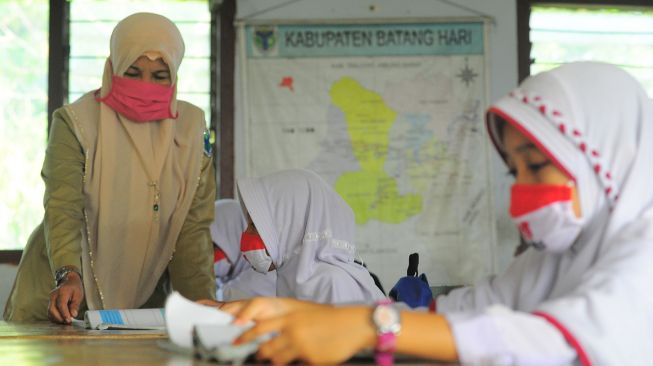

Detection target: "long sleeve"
[445, 305, 576, 365]
[435, 250, 580, 364]
[437, 248, 558, 313]
[168, 153, 217, 300]
[42, 110, 85, 276]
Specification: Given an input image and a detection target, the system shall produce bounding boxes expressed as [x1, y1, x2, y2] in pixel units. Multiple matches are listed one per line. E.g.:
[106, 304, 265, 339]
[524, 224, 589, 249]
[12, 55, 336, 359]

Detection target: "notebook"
[75, 308, 166, 330]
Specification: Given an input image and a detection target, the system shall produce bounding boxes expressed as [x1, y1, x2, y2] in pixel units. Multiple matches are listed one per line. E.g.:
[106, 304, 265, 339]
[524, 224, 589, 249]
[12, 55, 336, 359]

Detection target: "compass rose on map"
[456, 58, 478, 87]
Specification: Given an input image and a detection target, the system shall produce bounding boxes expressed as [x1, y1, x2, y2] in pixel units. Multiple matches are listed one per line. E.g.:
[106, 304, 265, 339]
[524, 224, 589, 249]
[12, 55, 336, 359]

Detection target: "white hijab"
[476, 62, 653, 364]
[210, 199, 276, 300]
[210, 199, 249, 278]
[237, 169, 385, 304]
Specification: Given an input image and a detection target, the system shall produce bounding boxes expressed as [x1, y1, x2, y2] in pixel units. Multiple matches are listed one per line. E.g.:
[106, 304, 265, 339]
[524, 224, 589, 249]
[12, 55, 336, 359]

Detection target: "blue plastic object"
[388, 253, 433, 308]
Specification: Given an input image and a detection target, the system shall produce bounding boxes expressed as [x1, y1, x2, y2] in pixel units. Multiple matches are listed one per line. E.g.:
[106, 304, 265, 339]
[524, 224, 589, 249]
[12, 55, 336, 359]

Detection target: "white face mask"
[242, 249, 274, 273]
[510, 184, 583, 253]
[214, 258, 232, 278]
[240, 232, 274, 273]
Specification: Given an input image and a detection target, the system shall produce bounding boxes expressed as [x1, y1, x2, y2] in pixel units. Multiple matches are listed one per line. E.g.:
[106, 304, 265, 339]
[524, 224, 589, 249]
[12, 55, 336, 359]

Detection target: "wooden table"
[0, 321, 211, 366]
[0, 321, 450, 365]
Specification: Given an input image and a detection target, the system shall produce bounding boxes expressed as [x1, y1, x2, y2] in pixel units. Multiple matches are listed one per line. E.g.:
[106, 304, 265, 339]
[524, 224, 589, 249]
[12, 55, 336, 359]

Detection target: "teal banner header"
[245, 22, 484, 58]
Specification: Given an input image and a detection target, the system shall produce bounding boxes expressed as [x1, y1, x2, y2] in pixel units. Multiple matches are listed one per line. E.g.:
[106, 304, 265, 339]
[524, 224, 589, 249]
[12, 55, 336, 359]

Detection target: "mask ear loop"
[565, 180, 584, 224]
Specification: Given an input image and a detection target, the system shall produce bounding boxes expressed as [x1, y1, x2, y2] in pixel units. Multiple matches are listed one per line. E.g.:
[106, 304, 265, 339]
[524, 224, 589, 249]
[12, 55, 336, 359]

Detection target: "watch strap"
[373, 299, 400, 366]
[55, 266, 82, 287]
[375, 332, 397, 366]
[376, 351, 394, 366]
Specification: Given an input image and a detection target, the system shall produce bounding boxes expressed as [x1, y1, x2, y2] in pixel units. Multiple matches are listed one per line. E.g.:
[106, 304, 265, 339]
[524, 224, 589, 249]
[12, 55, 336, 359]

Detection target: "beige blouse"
[4, 104, 216, 322]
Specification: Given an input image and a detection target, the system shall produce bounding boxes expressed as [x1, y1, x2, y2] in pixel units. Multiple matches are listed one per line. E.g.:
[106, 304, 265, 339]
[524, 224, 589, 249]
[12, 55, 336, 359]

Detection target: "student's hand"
[196, 299, 226, 308]
[235, 306, 375, 365]
[48, 272, 84, 324]
[223, 297, 323, 325]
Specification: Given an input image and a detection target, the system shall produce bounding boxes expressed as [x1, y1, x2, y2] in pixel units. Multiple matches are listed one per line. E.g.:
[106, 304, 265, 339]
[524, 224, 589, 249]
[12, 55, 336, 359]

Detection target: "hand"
[48, 272, 84, 324]
[223, 297, 322, 325]
[195, 299, 225, 308]
[236, 306, 375, 365]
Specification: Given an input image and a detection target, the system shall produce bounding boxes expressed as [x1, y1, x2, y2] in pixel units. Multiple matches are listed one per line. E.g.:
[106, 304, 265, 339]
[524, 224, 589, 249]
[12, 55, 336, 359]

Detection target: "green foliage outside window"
[0, 1, 48, 249]
[531, 6, 653, 96]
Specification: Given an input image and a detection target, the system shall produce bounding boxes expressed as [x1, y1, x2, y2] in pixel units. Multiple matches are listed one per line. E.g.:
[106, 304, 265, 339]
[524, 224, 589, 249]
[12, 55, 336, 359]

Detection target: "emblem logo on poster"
[253, 26, 278, 56]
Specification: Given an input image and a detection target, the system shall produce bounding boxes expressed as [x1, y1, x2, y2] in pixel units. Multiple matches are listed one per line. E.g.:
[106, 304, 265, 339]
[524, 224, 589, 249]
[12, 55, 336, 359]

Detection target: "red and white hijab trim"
[509, 88, 619, 206]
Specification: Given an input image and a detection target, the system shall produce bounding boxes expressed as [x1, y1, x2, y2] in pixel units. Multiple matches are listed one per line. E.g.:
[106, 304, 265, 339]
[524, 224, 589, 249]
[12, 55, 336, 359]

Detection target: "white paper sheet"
[164, 292, 236, 348]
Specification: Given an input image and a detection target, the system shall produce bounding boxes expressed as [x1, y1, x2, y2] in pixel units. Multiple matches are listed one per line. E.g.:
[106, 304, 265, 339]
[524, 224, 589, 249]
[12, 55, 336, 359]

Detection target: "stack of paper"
[164, 292, 273, 364]
[164, 292, 237, 348]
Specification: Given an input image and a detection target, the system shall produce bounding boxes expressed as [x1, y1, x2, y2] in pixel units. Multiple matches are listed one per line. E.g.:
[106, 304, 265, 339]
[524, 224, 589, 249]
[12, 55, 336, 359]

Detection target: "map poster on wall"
[236, 21, 496, 289]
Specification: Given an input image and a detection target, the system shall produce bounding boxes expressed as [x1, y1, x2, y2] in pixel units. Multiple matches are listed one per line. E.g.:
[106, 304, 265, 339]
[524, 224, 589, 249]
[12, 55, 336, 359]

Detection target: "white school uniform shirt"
[437, 62, 653, 365]
[210, 199, 276, 300]
[237, 169, 385, 304]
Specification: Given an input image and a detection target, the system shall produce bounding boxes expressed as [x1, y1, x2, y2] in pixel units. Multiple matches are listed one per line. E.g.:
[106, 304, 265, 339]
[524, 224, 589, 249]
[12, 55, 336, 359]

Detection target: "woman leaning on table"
[4, 12, 216, 323]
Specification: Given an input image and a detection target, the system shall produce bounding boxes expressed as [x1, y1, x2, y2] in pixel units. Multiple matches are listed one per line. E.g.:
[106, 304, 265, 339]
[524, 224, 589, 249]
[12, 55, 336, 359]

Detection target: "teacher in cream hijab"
[4, 12, 216, 323]
[77, 12, 215, 310]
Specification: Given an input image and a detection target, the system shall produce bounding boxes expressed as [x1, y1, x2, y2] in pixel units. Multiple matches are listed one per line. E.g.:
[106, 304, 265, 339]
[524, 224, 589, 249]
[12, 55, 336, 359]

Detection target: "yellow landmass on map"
[330, 77, 422, 224]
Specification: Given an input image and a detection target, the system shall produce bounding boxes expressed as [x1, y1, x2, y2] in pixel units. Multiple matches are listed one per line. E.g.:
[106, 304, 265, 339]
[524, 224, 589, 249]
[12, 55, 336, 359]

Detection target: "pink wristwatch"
[372, 299, 401, 366]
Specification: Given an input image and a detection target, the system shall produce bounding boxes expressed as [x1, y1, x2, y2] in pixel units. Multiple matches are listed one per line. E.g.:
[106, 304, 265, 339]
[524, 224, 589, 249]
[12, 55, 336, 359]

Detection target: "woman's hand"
[235, 306, 375, 365]
[48, 272, 84, 324]
[194, 299, 245, 312]
[231, 299, 458, 365]
[222, 297, 323, 325]
[195, 299, 225, 308]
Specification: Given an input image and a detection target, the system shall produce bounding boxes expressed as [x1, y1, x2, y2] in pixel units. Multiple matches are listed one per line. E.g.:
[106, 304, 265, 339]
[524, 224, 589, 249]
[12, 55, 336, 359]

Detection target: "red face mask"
[96, 75, 177, 122]
[509, 183, 582, 252]
[213, 247, 231, 278]
[240, 232, 273, 273]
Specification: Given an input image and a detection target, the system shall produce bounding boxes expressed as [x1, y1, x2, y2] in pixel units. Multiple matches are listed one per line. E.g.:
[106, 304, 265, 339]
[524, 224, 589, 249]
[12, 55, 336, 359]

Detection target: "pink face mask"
[96, 75, 177, 122]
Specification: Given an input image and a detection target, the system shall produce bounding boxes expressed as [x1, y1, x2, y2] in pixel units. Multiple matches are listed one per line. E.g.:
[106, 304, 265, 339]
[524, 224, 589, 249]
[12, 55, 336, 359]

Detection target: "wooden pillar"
[47, 0, 69, 134]
[217, 0, 236, 198]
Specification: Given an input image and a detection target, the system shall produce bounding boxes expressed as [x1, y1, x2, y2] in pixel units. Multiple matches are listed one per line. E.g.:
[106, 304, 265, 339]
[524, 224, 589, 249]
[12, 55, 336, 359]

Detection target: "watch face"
[374, 305, 401, 334]
[55, 269, 69, 283]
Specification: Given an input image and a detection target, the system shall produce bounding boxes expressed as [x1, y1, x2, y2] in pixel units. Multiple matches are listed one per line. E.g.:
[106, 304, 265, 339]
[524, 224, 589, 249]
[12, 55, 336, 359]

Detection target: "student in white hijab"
[210, 199, 275, 300]
[219, 62, 653, 365]
[236, 169, 385, 304]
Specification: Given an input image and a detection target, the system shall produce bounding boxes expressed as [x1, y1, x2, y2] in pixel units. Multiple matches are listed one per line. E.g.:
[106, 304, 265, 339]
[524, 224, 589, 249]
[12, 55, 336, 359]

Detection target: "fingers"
[219, 300, 245, 315]
[235, 317, 285, 344]
[48, 272, 84, 324]
[231, 298, 262, 324]
[258, 334, 297, 366]
[196, 299, 223, 307]
[69, 287, 83, 318]
[232, 297, 281, 324]
[56, 287, 73, 323]
[49, 282, 84, 324]
[48, 292, 64, 324]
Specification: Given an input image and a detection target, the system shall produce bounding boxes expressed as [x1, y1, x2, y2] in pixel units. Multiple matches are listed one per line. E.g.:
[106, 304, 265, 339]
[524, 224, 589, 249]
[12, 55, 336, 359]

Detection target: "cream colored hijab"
[64, 13, 205, 309]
